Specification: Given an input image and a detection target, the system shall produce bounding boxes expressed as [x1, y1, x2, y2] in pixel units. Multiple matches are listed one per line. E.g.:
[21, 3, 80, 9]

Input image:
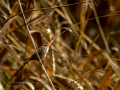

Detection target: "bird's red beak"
[47, 45, 49, 47]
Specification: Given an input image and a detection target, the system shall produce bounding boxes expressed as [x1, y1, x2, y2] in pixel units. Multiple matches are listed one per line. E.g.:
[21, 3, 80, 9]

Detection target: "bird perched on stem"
[23, 30, 67, 61]
[23, 44, 49, 61]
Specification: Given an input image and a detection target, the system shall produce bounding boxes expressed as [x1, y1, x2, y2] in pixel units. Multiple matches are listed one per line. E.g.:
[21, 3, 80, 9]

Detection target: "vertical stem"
[17, 0, 56, 90]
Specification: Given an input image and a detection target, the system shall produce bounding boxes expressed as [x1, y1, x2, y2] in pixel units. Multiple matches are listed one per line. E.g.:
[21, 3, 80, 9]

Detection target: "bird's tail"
[23, 58, 31, 61]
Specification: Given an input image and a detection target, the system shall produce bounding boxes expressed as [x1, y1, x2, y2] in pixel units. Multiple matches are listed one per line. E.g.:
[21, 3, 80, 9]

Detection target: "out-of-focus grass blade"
[0, 16, 17, 40]
[31, 10, 54, 26]
[24, 82, 35, 90]
[7, 0, 11, 13]
[0, 81, 4, 90]
[87, 34, 99, 50]
[0, 43, 21, 51]
[84, 50, 102, 70]
[7, 45, 21, 51]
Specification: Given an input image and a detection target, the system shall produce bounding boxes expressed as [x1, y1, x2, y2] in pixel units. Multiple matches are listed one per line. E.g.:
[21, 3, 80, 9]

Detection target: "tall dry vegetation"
[0, 0, 120, 90]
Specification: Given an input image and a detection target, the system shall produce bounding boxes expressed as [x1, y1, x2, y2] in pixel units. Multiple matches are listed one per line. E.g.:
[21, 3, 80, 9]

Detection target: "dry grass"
[0, 0, 120, 90]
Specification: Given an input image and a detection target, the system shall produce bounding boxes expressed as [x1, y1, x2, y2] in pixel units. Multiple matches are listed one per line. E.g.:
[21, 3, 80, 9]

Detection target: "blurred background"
[0, 0, 120, 90]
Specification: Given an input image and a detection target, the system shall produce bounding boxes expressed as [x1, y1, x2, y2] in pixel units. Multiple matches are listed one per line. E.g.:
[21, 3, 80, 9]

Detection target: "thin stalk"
[17, 0, 56, 90]
[87, 1, 111, 53]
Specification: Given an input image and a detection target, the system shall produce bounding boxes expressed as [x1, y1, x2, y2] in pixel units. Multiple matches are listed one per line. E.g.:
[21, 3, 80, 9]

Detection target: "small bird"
[23, 44, 49, 61]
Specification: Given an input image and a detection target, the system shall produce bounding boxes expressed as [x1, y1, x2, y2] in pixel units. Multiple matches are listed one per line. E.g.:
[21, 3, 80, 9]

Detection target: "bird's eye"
[43, 45, 49, 47]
